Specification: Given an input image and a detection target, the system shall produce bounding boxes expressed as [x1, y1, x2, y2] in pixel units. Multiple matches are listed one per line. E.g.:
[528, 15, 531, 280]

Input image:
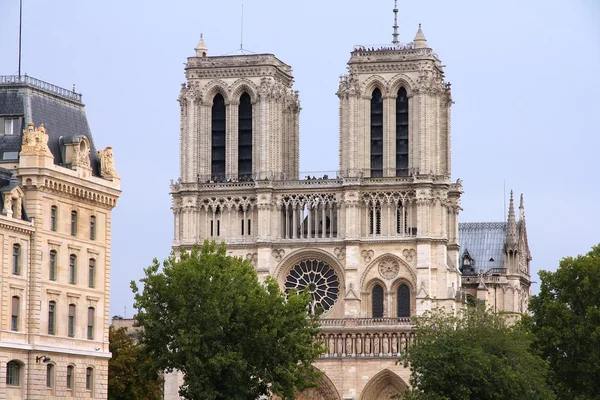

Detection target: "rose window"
[285, 259, 339, 313]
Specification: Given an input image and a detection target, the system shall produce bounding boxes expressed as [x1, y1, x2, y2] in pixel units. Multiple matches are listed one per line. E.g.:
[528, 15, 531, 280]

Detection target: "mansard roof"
[459, 222, 507, 273]
[0, 75, 101, 176]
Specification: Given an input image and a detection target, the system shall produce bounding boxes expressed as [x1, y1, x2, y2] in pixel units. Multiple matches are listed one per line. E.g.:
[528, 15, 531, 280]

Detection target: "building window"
[397, 284, 411, 318]
[12, 244, 20, 275]
[238, 92, 253, 179]
[69, 254, 77, 284]
[2, 117, 19, 136]
[11, 296, 19, 331]
[71, 211, 78, 236]
[372, 284, 384, 318]
[396, 87, 409, 176]
[50, 206, 57, 231]
[87, 307, 95, 340]
[211, 93, 226, 181]
[6, 361, 21, 386]
[88, 259, 95, 288]
[370, 88, 383, 177]
[66, 365, 74, 390]
[48, 301, 56, 335]
[86, 367, 93, 391]
[68, 304, 76, 338]
[90, 215, 96, 240]
[369, 202, 382, 235]
[46, 364, 54, 388]
[49, 250, 57, 281]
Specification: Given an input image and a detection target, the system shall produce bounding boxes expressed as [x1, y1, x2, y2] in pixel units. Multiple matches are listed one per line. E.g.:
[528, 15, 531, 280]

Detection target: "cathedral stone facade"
[0, 75, 120, 399]
[169, 11, 531, 400]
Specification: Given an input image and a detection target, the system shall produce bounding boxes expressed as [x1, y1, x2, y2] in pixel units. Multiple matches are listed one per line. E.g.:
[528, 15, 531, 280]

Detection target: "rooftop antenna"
[392, 0, 399, 45]
[240, 4, 244, 50]
[18, 0, 23, 76]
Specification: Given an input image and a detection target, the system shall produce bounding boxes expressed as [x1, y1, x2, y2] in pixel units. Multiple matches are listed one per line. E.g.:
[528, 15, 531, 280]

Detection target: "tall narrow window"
[48, 301, 56, 335]
[69, 254, 77, 284]
[46, 364, 54, 388]
[369, 202, 382, 235]
[12, 244, 20, 275]
[397, 284, 411, 317]
[396, 87, 409, 176]
[68, 304, 76, 337]
[49, 250, 57, 281]
[87, 307, 95, 340]
[11, 296, 19, 331]
[66, 365, 74, 389]
[238, 92, 253, 179]
[6, 361, 21, 386]
[370, 88, 383, 177]
[86, 367, 94, 391]
[90, 215, 96, 240]
[71, 210, 77, 236]
[211, 93, 226, 181]
[372, 284, 384, 318]
[88, 259, 95, 288]
[50, 206, 57, 231]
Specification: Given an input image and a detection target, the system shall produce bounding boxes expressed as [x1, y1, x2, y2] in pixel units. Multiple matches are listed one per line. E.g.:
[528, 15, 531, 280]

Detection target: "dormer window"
[1, 117, 20, 136]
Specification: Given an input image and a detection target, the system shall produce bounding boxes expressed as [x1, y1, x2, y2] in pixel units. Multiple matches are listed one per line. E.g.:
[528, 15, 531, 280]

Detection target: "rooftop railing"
[0, 75, 82, 103]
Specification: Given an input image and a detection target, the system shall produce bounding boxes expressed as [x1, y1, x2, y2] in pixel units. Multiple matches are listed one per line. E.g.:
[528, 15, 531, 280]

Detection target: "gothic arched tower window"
[370, 88, 383, 177]
[396, 87, 409, 176]
[211, 93, 226, 180]
[238, 92, 253, 179]
[397, 284, 410, 317]
[372, 284, 384, 318]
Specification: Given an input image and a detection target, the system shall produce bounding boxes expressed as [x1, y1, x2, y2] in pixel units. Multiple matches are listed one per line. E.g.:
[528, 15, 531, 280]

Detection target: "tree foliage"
[526, 244, 600, 400]
[131, 241, 324, 400]
[108, 326, 163, 400]
[400, 307, 554, 400]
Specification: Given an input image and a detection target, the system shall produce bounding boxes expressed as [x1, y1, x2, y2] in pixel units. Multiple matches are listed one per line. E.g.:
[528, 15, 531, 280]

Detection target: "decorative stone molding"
[246, 253, 258, 266]
[272, 249, 285, 262]
[379, 258, 400, 280]
[402, 249, 416, 262]
[98, 147, 118, 178]
[361, 249, 374, 263]
[333, 247, 345, 260]
[20, 122, 52, 156]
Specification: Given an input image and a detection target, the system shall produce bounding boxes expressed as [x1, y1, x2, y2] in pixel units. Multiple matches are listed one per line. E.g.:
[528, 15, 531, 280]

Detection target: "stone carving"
[98, 147, 118, 178]
[21, 122, 52, 156]
[361, 250, 374, 263]
[333, 247, 345, 260]
[245, 253, 258, 266]
[272, 249, 285, 262]
[378, 258, 400, 280]
[402, 248, 416, 262]
[73, 138, 91, 168]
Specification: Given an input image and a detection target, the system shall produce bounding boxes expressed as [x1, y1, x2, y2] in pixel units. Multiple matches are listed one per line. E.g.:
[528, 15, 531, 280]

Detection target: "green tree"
[108, 326, 163, 400]
[131, 241, 324, 400]
[400, 307, 554, 400]
[526, 244, 600, 399]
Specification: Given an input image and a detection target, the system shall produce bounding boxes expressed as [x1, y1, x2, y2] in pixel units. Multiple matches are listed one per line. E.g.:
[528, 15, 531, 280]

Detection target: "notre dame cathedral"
[168, 4, 532, 399]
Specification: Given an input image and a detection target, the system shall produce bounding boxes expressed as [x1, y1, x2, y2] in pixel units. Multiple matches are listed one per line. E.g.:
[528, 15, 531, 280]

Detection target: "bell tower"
[337, 24, 452, 178]
[178, 36, 300, 183]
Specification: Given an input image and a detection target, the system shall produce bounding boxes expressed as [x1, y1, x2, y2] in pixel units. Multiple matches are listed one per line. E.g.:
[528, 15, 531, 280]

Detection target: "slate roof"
[0, 77, 101, 176]
[458, 222, 506, 273]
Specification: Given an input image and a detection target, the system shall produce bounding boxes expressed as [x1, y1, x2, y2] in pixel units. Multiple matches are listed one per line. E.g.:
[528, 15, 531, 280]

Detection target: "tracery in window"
[396, 87, 409, 176]
[285, 259, 339, 313]
[369, 201, 382, 235]
[370, 88, 383, 177]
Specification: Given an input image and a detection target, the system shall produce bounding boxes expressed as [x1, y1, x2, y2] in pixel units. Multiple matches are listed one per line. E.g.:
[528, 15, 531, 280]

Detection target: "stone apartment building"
[0, 75, 120, 399]
[167, 6, 531, 399]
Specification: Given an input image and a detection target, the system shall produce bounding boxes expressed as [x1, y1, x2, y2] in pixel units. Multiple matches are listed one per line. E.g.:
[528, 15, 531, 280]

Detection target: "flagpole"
[18, 0, 23, 76]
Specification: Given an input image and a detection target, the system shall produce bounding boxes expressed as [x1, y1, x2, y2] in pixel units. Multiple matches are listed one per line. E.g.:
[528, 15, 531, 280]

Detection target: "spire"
[195, 34, 208, 57]
[506, 190, 517, 245]
[392, 0, 399, 45]
[519, 193, 525, 222]
[413, 23, 428, 49]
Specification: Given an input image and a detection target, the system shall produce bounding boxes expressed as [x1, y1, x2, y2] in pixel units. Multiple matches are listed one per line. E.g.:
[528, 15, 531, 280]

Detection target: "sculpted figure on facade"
[21, 122, 52, 156]
[98, 146, 118, 178]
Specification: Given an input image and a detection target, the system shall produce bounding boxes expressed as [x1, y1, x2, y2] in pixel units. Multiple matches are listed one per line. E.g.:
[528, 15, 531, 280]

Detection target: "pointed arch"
[360, 369, 408, 400]
[296, 370, 341, 400]
[360, 253, 416, 292]
[202, 80, 230, 105]
[238, 92, 253, 179]
[230, 79, 259, 104]
[396, 86, 409, 176]
[362, 75, 388, 97]
[388, 74, 416, 97]
[370, 87, 384, 177]
[211, 93, 226, 180]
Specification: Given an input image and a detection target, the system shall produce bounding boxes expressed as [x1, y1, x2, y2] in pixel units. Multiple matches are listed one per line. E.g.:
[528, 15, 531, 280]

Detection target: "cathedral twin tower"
[171, 17, 465, 400]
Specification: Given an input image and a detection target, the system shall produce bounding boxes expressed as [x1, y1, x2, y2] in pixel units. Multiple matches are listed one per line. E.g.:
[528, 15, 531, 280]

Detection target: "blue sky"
[1, 0, 599, 317]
